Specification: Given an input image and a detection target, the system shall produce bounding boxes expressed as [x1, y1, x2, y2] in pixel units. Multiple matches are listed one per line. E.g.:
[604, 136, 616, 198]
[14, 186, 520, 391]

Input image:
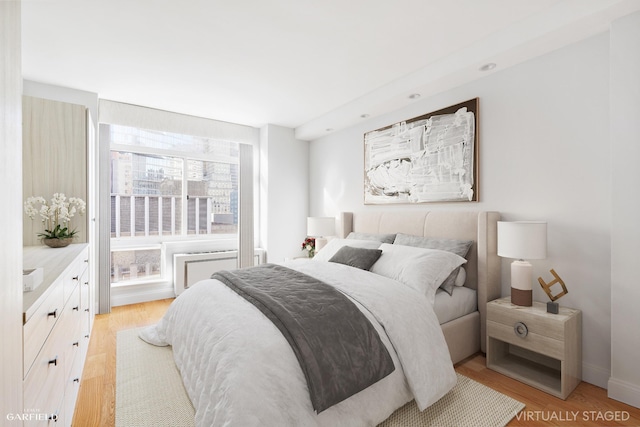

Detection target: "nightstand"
[486, 297, 581, 399]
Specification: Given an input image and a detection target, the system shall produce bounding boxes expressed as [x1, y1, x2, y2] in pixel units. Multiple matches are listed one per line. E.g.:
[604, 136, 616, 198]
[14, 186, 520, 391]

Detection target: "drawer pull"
[73, 378, 80, 383]
[85, 334, 90, 339]
[48, 357, 58, 367]
[73, 341, 79, 347]
[48, 411, 59, 422]
[85, 308, 90, 312]
[84, 281, 89, 286]
[514, 322, 528, 338]
[47, 309, 58, 318]
[73, 305, 79, 311]
[72, 275, 79, 281]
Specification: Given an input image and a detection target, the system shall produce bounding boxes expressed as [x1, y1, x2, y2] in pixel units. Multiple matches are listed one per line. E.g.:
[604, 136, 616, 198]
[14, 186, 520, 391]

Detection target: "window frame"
[108, 132, 241, 286]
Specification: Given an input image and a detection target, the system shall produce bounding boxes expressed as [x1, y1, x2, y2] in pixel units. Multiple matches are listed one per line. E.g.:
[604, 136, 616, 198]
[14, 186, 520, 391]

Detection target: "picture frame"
[364, 98, 479, 204]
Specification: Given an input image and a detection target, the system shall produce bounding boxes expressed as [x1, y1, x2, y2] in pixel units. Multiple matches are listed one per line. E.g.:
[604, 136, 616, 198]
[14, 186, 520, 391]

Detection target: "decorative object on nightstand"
[306, 217, 335, 252]
[486, 297, 582, 400]
[497, 221, 547, 306]
[538, 269, 569, 314]
[301, 237, 316, 258]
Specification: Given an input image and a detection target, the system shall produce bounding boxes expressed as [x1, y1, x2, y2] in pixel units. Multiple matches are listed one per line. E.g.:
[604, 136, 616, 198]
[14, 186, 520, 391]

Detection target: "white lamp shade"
[307, 217, 335, 237]
[497, 221, 547, 260]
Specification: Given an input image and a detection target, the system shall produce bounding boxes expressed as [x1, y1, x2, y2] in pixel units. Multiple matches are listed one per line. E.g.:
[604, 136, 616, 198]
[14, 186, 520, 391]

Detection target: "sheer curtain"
[97, 100, 259, 313]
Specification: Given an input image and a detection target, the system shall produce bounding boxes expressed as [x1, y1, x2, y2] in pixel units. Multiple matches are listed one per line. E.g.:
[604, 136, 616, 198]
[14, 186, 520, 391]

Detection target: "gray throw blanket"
[211, 263, 395, 413]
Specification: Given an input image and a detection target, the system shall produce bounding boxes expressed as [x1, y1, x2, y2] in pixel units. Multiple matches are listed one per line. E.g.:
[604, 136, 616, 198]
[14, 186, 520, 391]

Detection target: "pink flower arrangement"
[301, 237, 316, 257]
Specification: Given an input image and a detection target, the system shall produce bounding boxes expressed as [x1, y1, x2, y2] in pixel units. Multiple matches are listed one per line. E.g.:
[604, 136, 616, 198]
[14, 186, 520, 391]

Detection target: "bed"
[141, 210, 501, 426]
[337, 211, 501, 363]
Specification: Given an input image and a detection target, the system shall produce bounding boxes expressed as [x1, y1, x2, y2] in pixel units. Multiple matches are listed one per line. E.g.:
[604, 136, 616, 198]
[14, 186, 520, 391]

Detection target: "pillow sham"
[328, 246, 382, 270]
[370, 243, 467, 305]
[393, 234, 473, 294]
[346, 232, 396, 244]
[439, 267, 467, 296]
[393, 234, 473, 258]
[313, 238, 381, 262]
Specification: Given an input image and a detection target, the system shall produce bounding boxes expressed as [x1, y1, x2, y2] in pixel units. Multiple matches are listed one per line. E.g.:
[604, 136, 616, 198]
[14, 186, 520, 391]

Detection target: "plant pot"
[42, 238, 73, 248]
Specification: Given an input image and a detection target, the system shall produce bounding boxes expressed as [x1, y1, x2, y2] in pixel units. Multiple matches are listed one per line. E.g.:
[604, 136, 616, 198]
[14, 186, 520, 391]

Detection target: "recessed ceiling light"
[479, 63, 497, 72]
[408, 93, 421, 100]
[360, 114, 370, 119]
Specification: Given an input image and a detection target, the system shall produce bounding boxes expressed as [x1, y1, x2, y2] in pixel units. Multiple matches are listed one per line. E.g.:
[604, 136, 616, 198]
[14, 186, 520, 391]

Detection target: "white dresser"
[23, 244, 93, 426]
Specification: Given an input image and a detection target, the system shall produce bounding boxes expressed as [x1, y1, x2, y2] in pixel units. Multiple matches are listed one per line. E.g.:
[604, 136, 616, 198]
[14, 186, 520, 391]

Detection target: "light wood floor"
[73, 299, 640, 426]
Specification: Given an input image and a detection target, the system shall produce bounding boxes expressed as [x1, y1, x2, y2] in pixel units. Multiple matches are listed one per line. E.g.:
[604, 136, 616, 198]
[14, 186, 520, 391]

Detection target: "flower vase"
[42, 238, 73, 248]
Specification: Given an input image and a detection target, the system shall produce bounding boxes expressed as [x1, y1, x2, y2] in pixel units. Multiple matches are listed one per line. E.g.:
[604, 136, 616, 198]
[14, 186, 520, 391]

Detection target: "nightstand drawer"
[487, 300, 565, 341]
[487, 320, 564, 360]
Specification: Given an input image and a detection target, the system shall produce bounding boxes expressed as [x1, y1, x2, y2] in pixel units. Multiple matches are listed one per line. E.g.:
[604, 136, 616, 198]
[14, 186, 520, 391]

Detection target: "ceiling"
[21, 0, 640, 140]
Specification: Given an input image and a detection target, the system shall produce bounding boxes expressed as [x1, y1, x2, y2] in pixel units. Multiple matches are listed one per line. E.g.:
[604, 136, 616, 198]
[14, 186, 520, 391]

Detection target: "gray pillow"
[393, 234, 473, 295]
[328, 246, 383, 271]
[393, 234, 473, 257]
[347, 232, 396, 244]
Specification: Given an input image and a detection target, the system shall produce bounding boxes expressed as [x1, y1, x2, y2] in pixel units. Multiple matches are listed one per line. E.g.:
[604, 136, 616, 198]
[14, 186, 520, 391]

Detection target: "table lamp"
[497, 221, 547, 306]
[307, 217, 335, 252]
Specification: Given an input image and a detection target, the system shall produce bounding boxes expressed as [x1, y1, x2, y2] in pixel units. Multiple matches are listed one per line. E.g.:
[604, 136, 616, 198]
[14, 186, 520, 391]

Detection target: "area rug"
[116, 328, 524, 427]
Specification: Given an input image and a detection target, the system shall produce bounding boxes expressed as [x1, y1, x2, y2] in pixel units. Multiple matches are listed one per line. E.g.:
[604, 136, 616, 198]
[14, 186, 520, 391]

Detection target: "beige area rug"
[116, 328, 524, 427]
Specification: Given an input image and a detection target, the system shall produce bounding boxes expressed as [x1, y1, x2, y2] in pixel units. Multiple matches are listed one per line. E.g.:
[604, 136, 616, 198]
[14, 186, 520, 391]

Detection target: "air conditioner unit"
[173, 249, 265, 296]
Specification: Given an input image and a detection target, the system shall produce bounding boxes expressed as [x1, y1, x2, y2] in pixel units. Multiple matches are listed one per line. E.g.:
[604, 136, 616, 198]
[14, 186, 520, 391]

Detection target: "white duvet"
[141, 260, 457, 427]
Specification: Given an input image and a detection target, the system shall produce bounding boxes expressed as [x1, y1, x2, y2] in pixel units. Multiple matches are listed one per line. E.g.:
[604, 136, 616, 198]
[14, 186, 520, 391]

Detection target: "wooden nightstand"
[486, 297, 581, 399]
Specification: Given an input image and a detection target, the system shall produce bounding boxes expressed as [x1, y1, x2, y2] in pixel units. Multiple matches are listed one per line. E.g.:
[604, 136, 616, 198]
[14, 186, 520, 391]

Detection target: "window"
[103, 124, 240, 285]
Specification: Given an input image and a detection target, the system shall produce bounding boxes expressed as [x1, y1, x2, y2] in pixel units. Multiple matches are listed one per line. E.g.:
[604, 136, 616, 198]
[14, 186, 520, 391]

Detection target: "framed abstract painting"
[364, 98, 479, 204]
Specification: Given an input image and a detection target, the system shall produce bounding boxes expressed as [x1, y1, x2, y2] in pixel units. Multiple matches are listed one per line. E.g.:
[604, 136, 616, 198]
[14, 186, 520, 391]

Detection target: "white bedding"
[141, 260, 457, 427]
[433, 286, 478, 325]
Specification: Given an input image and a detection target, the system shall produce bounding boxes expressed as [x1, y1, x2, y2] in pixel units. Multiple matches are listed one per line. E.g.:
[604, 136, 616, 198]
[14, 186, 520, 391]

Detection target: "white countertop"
[23, 243, 88, 322]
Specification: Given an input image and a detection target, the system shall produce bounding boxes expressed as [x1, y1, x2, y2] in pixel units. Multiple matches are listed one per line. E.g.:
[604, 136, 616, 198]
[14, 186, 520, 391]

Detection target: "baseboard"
[111, 282, 175, 307]
[608, 377, 640, 409]
[582, 361, 611, 389]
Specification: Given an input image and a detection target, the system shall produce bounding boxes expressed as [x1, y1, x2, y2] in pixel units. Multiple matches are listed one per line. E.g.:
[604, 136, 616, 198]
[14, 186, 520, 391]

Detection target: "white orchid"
[24, 193, 86, 240]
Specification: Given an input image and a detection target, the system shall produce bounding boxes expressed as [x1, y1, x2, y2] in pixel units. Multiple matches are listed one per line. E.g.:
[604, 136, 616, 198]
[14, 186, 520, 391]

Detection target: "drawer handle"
[72, 276, 79, 281]
[84, 259, 89, 263]
[48, 357, 58, 367]
[85, 308, 90, 312]
[514, 322, 528, 338]
[73, 378, 80, 383]
[84, 281, 89, 286]
[48, 411, 59, 422]
[85, 334, 90, 339]
[73, 341, 79, 347]
[47, 309, 58, 318]
[73, 306, 79, 311]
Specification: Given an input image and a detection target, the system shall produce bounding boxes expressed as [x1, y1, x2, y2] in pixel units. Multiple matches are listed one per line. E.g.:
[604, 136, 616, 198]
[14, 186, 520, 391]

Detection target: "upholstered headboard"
[337, 211, 501, 353]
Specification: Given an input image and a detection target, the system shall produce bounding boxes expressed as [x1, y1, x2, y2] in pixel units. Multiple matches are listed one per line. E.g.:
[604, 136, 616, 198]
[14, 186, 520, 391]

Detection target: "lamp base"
[315, 237, 328, 252]
[511, 287, 532, 306]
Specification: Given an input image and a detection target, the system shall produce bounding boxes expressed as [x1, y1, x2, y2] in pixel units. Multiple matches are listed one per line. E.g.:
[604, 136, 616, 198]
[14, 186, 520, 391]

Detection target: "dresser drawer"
[60, 285, 82, 381]
[24, 279, 64, 377]
[62, 260, 81, 305]
[24, 324, 65, 422]
[64, 350, 84, 427]
[487, 301, 565, 341]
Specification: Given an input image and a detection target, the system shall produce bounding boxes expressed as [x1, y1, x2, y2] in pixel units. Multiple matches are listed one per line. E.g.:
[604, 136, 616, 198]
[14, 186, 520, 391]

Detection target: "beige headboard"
[337, 211, 501, 352]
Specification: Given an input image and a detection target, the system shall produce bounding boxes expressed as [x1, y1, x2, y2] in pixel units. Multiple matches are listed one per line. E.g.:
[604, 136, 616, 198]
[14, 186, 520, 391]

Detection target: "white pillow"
[370, 243, 467, 305]
[454, 267, 467, 287]
[313, 238, 382, 262]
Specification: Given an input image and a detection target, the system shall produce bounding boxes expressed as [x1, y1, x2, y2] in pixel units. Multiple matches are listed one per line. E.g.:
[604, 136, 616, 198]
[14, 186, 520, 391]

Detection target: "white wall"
[609, 11, 640, 407]
[0, 0, 24, 417]
[260, 124, 309, 262]
[309, 32, 612, 388]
